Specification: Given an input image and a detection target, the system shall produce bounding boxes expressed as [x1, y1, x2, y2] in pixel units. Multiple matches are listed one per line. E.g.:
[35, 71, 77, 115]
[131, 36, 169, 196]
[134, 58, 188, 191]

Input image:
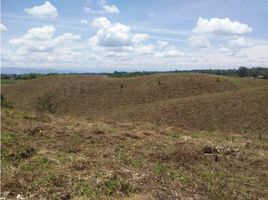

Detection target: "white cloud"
[157, 41, 169, 49]
[241, 44, 268, 60]
[9, 25, 56, 44]
[84, 0, 119, 14]
[189, 35, 210, 48]
[134, 45, 154, 55]
[3, 15, 267, 70]
[9, 25, 80, 53]
[92, 17, 111, 28]
[154, 40, 186, 58]
[229, 36, 252, 48]
[193, 17, 252, 35]
[54, 33, 81, 43]
[24, 1, 58, 18]
[154, 50, 185, 58]
[81, 20, 88, 25]
[98, 0, 119, 14]
[89, 17, 149, 47]
[0, 23, 8, 32]
[131, 34, 149, 43]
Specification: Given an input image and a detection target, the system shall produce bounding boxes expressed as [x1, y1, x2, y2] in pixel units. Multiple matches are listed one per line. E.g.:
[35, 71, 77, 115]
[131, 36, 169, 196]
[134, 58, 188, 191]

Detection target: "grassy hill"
[2, 73, 268, 134]
[1, 73, 268, 199]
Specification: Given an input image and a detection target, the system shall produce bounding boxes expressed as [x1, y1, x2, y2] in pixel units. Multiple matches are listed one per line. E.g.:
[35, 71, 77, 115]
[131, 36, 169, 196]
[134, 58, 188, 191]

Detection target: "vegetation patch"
[1, 132, 18, 145]
[75, 183, 97, 198]
[36, 94, 57, 113]
[20, 156, 51, 171]
[155, 163, 189, 183]
[100, 178, 134, 196]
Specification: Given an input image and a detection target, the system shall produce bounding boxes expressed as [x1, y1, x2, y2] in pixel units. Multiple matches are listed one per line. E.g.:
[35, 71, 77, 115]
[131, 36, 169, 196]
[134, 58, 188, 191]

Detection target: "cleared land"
[1, 73, 268, 199]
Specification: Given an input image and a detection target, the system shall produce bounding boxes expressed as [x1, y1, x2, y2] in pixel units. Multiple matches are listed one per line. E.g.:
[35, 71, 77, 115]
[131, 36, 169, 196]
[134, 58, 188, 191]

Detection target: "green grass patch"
[116, 152, 144, 168]
[1, 79, 16, 85]
[1, 132, 18, 145]
[155, 163, 189, 183]
[20, 156, 51, 171]
[101, 179, 134, 196]
[75, 183, 97, 198]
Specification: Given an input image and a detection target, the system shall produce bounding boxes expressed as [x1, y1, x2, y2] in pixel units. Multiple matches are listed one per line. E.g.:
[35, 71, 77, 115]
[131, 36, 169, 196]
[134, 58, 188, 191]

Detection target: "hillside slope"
[2, 73, 268, 133]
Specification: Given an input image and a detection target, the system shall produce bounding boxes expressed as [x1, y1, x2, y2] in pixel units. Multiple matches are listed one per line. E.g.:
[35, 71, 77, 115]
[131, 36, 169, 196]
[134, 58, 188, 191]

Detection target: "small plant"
[75, 183, 97, 198]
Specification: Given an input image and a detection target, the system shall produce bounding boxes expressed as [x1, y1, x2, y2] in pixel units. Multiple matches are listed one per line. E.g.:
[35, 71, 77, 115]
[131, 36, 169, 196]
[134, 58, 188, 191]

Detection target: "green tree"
[238, 67, 248, 77]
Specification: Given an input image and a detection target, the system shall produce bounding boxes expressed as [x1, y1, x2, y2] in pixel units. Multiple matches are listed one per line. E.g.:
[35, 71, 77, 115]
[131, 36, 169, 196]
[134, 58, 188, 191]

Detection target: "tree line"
[1, 67, 268, 80]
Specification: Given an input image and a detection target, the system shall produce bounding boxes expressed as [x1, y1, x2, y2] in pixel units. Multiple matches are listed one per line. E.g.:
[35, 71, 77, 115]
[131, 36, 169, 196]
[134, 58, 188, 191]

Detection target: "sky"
[1, 0, 268, 72]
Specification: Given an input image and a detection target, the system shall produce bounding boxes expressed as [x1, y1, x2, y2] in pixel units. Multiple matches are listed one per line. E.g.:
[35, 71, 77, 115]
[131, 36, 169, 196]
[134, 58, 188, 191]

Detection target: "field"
[1, 73, 268, 199]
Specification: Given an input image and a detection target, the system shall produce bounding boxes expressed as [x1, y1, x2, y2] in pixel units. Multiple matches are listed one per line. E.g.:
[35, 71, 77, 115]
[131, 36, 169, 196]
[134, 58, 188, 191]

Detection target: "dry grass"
[1, 108, 268, 199]
[1, 73, 268, 199]
[2, 73, 268, 134]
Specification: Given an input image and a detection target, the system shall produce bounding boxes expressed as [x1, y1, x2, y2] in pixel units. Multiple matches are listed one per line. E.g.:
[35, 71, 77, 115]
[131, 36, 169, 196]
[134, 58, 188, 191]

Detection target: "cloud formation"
[25, 1, 58, 18]
[84, 0, 119, 14]
[193, 17, 252, 35]
[80, 20, 88, 25]
[229, 36, 252, 48]
[0, 23, 8, 32]
[9, 25, 80, 52]
[89, 17, 149, 47]
[2, 12, 267, 70]
[189, 35, 210, 48]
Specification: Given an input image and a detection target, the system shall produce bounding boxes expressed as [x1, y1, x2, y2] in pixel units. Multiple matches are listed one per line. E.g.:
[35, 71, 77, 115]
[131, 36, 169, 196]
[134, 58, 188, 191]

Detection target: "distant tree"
[264, 71, 268, 79]
[238, 67, 248, 77]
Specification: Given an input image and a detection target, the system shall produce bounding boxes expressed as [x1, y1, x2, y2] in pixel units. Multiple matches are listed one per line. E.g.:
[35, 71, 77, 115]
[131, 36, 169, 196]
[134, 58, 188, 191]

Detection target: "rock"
[16, 194, 25, 200]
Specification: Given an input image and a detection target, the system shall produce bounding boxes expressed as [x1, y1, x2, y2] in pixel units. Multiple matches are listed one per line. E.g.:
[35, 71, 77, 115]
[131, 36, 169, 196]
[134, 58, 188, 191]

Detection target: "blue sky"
[1, 0, 268, 71]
